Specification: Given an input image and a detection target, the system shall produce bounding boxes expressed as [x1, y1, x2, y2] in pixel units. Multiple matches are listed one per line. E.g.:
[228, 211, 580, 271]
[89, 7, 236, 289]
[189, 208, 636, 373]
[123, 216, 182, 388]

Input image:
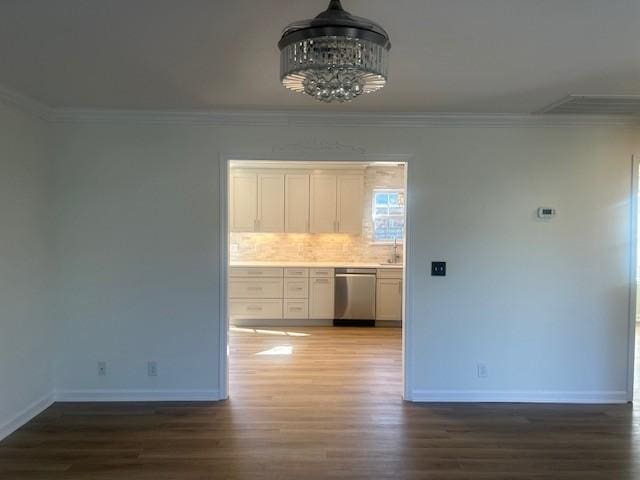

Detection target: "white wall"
[50, 119, 639, 402]
[0, 101, 54, 436]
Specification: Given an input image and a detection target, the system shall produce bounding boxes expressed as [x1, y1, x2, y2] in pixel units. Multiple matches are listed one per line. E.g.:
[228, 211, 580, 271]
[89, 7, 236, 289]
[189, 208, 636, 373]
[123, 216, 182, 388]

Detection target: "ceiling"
[0, 0, 638, 113]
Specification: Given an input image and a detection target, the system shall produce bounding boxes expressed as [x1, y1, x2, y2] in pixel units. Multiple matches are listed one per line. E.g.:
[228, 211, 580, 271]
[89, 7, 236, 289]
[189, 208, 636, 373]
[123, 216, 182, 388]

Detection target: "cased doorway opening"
[222, 159, 409, 402]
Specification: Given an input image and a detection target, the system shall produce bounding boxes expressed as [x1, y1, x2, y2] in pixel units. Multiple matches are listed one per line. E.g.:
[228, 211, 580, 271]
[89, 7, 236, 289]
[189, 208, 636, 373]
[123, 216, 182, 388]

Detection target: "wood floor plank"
[0, 326, 637, 479]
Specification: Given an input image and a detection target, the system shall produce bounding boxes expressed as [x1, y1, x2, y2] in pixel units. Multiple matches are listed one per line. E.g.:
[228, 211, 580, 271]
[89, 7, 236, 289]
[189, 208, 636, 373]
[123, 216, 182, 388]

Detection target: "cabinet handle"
[398, 281, 402, 295]
[315, 279, 329, 284]
[247, 286, 263, 291]
[247, 306, 263, 311]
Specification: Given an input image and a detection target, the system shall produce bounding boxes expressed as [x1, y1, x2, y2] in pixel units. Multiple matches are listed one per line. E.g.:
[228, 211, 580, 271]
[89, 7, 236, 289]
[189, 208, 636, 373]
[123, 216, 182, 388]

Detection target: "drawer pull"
[247, 306, 263, 311]
[291, 287, 303, 291]
[247, 286, 263, 291]
[315, 279, 329, 284]
[290, 307, 303, 311]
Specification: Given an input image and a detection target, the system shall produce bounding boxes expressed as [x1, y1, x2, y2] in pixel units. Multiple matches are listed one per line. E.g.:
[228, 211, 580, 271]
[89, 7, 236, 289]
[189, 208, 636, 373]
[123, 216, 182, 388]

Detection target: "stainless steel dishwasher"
[334, 268, 377, 324]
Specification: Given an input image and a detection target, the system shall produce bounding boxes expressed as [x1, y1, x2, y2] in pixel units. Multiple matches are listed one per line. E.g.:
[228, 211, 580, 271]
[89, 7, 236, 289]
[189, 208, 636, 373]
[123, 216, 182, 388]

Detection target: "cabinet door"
[337, 175, 364, 234]
[229, 172, 257, 232]
[257, 174, 285, 232]
[310, 174, 337, 233]
[376, 278, 402, 321]
[285, 174, 310, 232]
[309, 277, 335, 319]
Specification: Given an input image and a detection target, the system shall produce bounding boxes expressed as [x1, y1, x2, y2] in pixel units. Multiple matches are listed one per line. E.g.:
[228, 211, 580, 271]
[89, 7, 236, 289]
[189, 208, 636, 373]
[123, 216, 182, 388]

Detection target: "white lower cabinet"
[229, 299, 283, 320]
[375, 278, 402, 321]
[284, 267, 308, 278]
[229, 278, 283, 299]
[229, 269, 284, 321]
[310, 268, 334, 278]
[284, 299, 309, 319]
[309, 277, 335, 319]
[284, 277, 308, 299]
[283, 272, 309, 319]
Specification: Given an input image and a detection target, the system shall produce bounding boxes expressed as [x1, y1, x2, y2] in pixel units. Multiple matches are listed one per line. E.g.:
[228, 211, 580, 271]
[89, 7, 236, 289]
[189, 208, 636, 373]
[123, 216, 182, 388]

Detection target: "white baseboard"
[409, 389, 629, 404]
[0, 392, 55, 441]
[54, 389, 221, 402]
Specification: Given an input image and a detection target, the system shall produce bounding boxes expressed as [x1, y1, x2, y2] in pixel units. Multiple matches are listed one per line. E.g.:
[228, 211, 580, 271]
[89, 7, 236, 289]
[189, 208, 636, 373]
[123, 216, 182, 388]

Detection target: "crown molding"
[47, 108, 640, 128]
[0, 84, 51, 121]
[1, 83, 638, 128]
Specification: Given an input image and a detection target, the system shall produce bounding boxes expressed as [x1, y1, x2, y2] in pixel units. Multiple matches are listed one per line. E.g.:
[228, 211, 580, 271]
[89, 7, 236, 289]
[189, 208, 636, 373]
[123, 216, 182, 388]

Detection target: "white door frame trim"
[218, 152, 415, 401]
[626, 155, 639, 402]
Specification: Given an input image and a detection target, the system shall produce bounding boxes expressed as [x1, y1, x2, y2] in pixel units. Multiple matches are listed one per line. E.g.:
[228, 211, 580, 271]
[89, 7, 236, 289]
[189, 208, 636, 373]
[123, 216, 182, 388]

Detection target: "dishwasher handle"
[335, 273, 377, 278]
[335, 268, 377, 275]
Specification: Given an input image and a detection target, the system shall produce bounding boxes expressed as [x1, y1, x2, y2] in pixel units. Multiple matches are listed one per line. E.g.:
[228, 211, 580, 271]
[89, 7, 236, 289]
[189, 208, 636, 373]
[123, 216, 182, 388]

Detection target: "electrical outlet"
[147, 361, 158, 377]
[97, 361, 107, 376]
[477, 363, 488, 378]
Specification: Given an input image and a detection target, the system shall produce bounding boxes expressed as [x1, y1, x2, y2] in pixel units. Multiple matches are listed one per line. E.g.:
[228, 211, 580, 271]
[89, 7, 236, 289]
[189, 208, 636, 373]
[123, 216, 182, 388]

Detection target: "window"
[372, 189, 405, 243]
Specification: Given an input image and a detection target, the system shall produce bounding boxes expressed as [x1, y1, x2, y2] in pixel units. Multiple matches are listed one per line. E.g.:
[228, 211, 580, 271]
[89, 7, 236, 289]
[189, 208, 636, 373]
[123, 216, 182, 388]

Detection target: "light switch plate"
[431, 261, 446, 276]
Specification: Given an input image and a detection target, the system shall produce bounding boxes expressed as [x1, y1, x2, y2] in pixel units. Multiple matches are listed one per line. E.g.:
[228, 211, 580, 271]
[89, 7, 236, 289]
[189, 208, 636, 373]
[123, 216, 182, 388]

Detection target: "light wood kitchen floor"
[1, 326, 639, 479]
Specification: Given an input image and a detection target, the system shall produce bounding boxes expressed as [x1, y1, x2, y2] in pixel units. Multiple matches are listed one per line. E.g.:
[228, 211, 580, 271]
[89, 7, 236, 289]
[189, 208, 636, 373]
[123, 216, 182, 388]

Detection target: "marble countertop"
[229, 261, 403, 269]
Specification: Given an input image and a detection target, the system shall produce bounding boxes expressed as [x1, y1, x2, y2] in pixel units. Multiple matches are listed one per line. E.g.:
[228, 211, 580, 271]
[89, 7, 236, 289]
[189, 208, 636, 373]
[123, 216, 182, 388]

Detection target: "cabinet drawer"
[229, 267, 283, 278]
[284, 268, 309, 278]
[377, 268, 403, 279]
[283, 299, 309, 319]
[284, 278, 309, 299]
[310, 268, 334, 278]
[230, 299, 283, 319]
[229, 278, 283, 299]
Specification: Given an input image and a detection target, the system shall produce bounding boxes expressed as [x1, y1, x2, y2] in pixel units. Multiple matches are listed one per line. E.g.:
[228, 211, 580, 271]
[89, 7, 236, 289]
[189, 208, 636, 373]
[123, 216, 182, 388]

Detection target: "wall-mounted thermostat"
[537, 207, 556, 219]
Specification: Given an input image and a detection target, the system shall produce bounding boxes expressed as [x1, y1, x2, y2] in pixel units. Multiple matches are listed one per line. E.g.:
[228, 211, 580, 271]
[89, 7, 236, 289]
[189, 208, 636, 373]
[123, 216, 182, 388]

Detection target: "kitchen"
[227, 160, 406, 332]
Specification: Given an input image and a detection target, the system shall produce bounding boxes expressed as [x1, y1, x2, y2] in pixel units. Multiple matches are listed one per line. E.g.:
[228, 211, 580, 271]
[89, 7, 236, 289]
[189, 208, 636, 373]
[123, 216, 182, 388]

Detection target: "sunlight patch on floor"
[255, 345, 293, 356]
[230, 326, 311, 337]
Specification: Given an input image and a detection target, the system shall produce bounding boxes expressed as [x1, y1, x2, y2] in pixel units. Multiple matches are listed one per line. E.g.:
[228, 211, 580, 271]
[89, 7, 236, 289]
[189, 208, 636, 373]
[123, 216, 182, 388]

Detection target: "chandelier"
[278, 0, 391, 103]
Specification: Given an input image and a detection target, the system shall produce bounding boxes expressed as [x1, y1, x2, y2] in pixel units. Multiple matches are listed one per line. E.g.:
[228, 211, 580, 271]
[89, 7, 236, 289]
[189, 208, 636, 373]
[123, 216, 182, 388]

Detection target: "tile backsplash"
[230, 232, 400, 263]
[230, 165, 404, 264]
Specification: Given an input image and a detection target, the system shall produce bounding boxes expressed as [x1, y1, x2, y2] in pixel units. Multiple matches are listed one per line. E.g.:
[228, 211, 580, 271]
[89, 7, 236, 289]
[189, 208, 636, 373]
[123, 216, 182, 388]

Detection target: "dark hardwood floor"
[1, 326, 638, 479]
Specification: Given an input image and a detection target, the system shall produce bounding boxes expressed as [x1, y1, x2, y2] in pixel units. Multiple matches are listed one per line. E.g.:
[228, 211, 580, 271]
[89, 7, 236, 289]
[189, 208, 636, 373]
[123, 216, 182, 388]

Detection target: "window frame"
[371, 188, 406, 244]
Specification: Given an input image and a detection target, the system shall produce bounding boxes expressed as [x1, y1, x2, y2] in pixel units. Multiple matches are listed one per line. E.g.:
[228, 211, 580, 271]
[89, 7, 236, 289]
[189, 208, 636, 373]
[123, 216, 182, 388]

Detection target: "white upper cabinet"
[285, 174, 310, 232]
[309, 174, 338, 233]
[229, 172, 284, 232]
[257, 174, 285, 232]
[230, 169, 364, 234]
[337, 175, 364, 234]
[229, 172, 258, 232]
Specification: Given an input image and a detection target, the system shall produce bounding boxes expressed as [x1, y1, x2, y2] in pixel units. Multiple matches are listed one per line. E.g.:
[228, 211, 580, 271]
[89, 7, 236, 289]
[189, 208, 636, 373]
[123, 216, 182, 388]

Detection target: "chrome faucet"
[389, 238, 402, 264]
